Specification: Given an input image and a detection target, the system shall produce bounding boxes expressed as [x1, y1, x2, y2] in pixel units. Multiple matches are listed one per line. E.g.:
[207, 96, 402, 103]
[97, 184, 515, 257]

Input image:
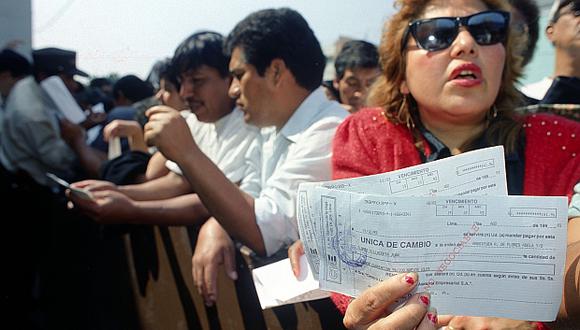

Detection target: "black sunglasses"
[402, 10, 510, 52]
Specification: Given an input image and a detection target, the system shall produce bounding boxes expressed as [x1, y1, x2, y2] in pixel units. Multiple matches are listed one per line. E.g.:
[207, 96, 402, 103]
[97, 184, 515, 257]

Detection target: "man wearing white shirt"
[164, 107, 253, 185]
[69, 31, 258, 226]
[144, 8, 348, 306]
[522, 0, 580, 100]
[1, 48, 105, 186]
[0, 49, 31, 170]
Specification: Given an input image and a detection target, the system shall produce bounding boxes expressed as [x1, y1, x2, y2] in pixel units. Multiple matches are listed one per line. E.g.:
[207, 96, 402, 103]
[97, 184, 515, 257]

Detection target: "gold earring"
[400, 94, 416, 129]
[397, 94, 407, 116]
[486, 105, 498, 123]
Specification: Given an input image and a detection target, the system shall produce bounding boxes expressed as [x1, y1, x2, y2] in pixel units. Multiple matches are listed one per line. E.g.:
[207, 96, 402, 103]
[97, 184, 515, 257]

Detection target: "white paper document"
[108, 136, 122, 160]
[312, 190, 567, 321]
[298, 146, 508, 277]
[41, 76, 87, 124]
[252, 256, 329, 309]
[46, 172, 94, 201]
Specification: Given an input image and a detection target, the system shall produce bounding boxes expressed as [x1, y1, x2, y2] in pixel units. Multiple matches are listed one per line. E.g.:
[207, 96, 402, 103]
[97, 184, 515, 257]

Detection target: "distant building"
[0, 0, 32, 59]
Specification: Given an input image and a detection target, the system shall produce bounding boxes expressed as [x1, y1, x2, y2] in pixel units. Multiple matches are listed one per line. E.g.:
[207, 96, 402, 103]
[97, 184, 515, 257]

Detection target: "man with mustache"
[144, 8, 348, 307]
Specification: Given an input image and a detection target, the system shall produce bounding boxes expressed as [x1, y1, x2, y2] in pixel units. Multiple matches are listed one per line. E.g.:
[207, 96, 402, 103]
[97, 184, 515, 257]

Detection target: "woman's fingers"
[367, 293, 431, 330]
[416, 308, 438, 330]
[344, 272, 419, 328]
[436, 314, 454, 327]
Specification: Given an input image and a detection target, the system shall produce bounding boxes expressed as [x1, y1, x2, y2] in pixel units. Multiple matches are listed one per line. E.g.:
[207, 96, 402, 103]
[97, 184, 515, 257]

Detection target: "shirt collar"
[418, 124, 451, 162]
[214, 107, 237, 134]
[279, 87, 327, 143]
[419, 124, 523, 163]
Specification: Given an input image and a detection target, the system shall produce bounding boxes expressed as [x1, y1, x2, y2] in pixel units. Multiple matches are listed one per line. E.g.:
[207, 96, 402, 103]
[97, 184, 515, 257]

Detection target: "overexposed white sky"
[32, 0, 396, 79]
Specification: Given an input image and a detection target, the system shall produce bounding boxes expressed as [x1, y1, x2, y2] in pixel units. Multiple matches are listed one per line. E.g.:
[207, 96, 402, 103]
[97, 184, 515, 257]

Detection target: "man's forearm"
[127, 193, 211, 225]
[120, 172, 192, 201]
[70, 142, 107, 178]
[176, 147, 266, 255]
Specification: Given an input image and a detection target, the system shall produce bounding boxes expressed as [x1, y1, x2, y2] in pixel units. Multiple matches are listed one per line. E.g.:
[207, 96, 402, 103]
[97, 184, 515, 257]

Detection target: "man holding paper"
[144, 9, 348, 307]
[1, 47, 106, 186]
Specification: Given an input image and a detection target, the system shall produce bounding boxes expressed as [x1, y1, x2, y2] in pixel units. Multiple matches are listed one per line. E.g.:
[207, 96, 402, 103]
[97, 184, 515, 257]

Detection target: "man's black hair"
[172, 31, 229, 78]
[224, 8, 325, 92]
[90, 77, 112, 89]
[0, 49, 31, 78]
[509, 0, 540, 67]
[156, 58, 179, 89]
[113, 75, 154, 103]
[334, 40, 379, 80]
[550, 0, 579, 23]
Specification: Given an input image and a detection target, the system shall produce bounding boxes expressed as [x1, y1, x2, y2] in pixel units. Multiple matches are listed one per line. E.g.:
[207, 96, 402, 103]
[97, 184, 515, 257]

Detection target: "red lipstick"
[448, 63, 482, 88]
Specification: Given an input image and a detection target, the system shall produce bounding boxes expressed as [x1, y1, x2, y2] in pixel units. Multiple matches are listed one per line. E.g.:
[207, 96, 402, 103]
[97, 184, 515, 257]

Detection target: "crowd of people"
[1, 0, 579, 329]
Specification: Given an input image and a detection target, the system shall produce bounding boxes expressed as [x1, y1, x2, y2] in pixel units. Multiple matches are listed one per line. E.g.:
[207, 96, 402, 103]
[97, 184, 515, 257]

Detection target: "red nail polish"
[427, 313, 437, 324]
[404, 274, 415, 285]
[420, 295, 430, 306]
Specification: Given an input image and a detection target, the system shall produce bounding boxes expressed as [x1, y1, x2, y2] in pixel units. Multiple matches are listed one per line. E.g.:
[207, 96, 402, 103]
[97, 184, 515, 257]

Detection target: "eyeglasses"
[402, 10, 510, 52]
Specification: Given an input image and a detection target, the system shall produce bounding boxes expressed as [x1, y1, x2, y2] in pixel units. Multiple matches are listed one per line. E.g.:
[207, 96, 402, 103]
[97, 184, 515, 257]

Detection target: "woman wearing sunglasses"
[327, 0, 580, 328]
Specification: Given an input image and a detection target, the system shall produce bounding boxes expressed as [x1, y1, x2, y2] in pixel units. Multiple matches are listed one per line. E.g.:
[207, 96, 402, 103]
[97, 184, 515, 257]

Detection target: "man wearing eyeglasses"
[522, 0, 580, 102]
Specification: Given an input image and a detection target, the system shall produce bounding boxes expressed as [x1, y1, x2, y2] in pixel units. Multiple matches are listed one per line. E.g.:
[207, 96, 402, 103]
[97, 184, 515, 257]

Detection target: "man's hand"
[71, 179, 118, 193]
[288, 240, 304, 278]
[67, 188, 135, 224]
[144, 106, 195, 162]
[81, 111, 107, 129]
[192, 218, 238, 306]
[103, 119, 148, 152]
[59, 117, 86, 148]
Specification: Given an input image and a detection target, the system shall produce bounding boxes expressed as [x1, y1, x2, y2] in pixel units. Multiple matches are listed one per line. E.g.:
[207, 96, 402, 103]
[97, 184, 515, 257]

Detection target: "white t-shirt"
[521, 77, 553, 101]
[165, 107, 258, 184]
[239, 88, 348, 256]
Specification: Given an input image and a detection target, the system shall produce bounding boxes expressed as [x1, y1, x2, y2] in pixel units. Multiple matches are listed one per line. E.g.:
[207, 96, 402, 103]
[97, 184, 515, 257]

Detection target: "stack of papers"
[294, 146, 567, 321]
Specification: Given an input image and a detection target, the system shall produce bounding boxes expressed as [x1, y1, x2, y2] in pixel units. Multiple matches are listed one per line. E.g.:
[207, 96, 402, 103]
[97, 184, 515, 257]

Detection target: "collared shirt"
[418, 125, 525, 195]
[165, 107, 259, 184]
[1, 76, 77, 186]
[521, 77, 553, 101]
[240, 88, 348, 256]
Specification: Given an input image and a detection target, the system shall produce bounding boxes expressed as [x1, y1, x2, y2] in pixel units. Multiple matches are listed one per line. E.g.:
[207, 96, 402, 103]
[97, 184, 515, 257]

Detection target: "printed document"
[296, 146, 567, 320]
[298, 146, 508, 277]
[313, 190, 567, 321]
[252, 256, 329, 309]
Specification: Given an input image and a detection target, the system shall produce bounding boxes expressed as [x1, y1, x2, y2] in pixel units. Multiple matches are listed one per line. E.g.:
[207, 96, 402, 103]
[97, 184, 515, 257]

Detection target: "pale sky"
[32, 0, 395, 79]
[31, 0, 555, 85]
